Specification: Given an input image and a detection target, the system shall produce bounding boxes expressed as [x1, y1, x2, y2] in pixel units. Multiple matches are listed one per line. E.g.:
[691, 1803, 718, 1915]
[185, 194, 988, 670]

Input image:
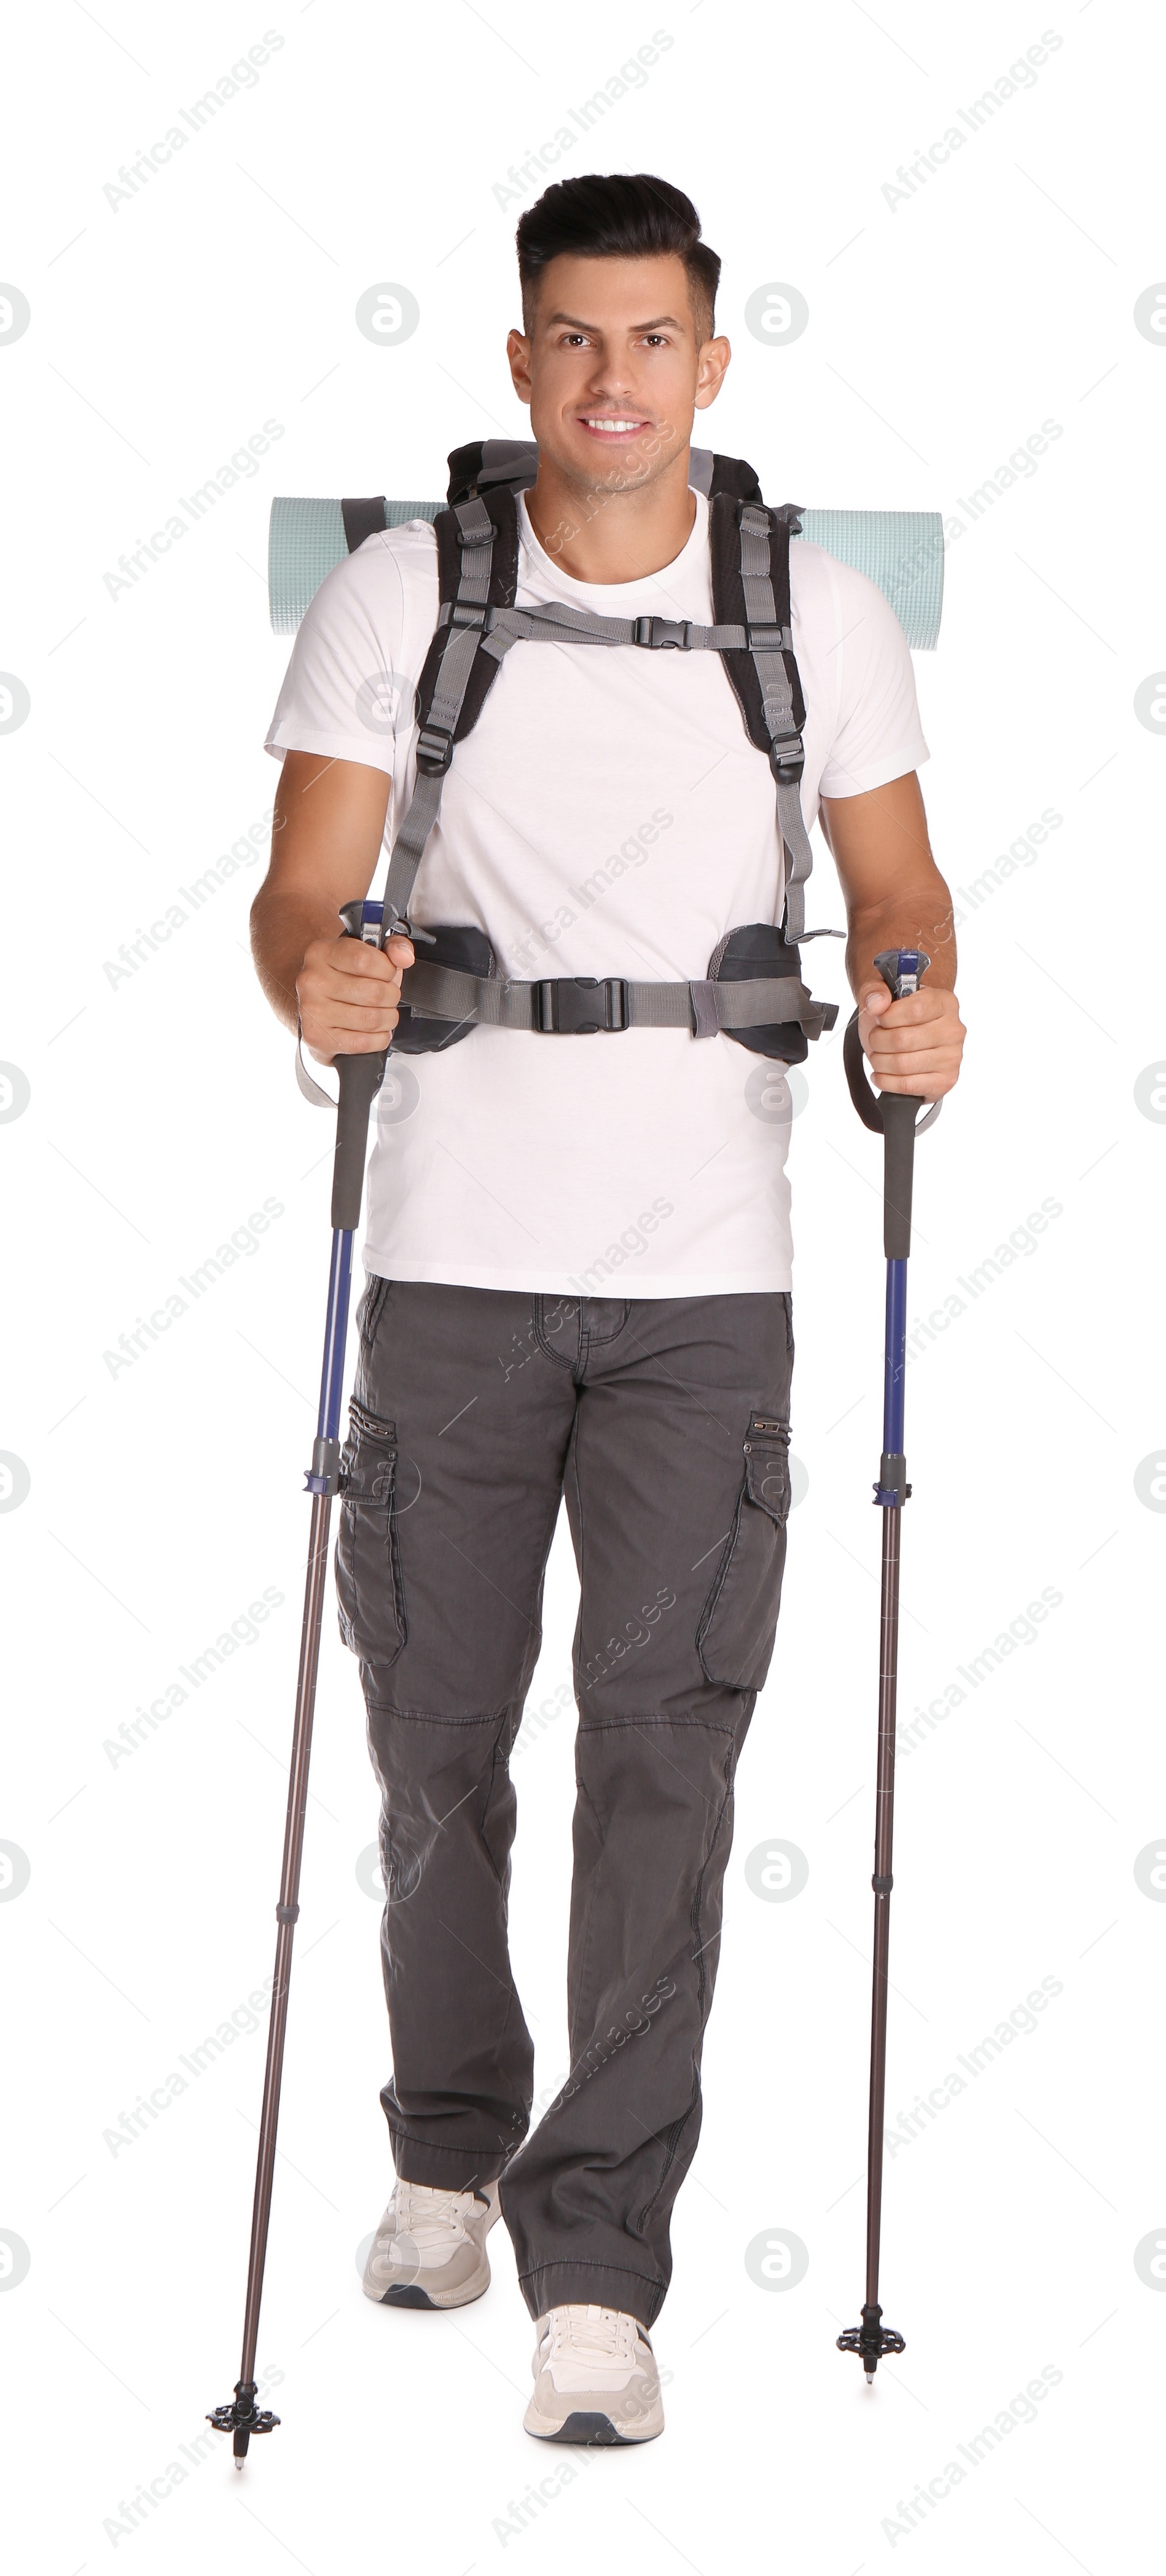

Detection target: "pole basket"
[208, 2379, 281, 2464]
[837, 2304, 906, 2381]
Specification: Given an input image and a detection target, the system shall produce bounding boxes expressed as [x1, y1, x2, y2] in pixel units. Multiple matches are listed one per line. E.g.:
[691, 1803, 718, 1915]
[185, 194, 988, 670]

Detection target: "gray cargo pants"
[337, 1277, 794, 2329]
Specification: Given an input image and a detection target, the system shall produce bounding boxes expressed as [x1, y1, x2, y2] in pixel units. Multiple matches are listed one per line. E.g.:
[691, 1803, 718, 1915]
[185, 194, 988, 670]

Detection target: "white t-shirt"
[265, 490, 928, 1294]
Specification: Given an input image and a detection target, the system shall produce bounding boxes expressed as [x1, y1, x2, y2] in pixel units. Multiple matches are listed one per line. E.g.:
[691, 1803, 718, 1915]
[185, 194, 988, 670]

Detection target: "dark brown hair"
[517, 173, 720, 342]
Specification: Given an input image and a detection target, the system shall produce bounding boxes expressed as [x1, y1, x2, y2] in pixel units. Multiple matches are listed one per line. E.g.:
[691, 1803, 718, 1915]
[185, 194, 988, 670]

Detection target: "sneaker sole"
[524, 2400, 662, 2446]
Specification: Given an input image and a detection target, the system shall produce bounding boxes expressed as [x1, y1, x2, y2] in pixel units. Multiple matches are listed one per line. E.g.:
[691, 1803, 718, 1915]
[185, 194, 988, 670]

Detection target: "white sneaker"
[361, 2177, 501, 2309]
[523, 2303, 665, 2444]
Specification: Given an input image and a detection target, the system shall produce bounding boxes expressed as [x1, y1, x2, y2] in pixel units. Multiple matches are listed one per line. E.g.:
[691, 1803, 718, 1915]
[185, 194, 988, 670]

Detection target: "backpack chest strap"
[439, 598, 789, 659]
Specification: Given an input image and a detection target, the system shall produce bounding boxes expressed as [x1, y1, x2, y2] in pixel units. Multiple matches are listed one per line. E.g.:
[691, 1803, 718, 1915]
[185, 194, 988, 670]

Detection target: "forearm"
[845, 869, 957, 1002]
[251, 885, 343, 1035]
[249, 751, 392, 1041]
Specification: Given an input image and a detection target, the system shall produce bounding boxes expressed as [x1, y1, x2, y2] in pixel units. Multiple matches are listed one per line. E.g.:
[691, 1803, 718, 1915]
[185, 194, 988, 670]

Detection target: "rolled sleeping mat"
[269, 491, 944, 649]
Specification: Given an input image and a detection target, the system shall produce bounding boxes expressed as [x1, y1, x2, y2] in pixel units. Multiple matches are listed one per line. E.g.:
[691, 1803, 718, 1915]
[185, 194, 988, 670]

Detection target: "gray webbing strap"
[445, 599, 754, 655]
[379, 498, 494, 939]
[737, 504, 815, 944]
[375, 493, 822, 971]
[294, 1017, 337, 1108]
[400, 958, 834, 1041]
[433, 523, 816, 941]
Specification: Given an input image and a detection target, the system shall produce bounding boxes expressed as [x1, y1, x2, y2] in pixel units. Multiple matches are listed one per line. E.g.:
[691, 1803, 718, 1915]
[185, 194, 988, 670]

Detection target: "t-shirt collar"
[517, 484, 708, 602]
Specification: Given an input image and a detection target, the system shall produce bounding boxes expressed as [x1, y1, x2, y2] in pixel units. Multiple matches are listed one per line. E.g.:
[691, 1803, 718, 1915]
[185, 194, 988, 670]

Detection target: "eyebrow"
[545, 311, 686, 332]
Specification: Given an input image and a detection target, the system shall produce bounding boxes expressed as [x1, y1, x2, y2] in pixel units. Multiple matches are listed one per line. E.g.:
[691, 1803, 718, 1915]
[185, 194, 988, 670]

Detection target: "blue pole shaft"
[883, 1258, 907, 1457]
[316, 1229, 354, 1444]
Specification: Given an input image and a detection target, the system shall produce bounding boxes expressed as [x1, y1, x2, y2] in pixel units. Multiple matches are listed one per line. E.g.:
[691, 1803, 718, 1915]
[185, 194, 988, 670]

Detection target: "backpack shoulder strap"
[446, 438, 538, 503]
[380, 486, 519, 936]
[699, 450, 764, 504]
[709, 493, 817, 944]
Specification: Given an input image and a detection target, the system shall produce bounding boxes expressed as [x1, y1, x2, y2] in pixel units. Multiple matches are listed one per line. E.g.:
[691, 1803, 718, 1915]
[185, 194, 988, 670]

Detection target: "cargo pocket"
[334, 1398, 407, 1667]
[696, 1412, 791, 1691]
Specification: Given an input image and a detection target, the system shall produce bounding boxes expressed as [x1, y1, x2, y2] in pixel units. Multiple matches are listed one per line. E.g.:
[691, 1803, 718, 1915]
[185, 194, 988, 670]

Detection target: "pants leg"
[338, 1277, 579, 2189]
[498, 1291, 794, 2328]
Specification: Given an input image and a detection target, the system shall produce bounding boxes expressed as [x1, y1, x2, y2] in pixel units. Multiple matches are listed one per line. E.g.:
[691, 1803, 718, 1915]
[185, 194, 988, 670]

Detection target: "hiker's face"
[506, 251, 729, 494]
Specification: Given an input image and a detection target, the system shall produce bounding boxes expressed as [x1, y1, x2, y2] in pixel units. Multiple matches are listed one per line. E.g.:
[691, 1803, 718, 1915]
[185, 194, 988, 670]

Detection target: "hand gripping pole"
[209, 915, 385, 2463]
[836, 950, 938, 2384]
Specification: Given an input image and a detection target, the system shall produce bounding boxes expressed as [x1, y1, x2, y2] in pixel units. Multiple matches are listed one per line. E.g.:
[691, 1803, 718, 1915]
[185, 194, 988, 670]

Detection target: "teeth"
[584, 418, 643, 432]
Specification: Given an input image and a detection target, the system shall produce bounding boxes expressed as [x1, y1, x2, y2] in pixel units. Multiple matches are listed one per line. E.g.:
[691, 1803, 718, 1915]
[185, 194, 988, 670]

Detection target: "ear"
[694, 335, 731, 412]
[506, 327, 533, 409]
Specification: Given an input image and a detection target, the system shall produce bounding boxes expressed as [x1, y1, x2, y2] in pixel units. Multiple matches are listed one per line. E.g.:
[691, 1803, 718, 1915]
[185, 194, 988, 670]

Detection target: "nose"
[582, 355, 644, 410]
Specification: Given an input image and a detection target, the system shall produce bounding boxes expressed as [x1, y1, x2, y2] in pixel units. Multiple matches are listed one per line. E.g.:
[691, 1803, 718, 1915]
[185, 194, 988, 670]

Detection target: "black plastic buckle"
[416, 722, 455, 775]
[536, 975, 629, 1034]
[633, 615, 692, 649]
[769, 735, 805, 786]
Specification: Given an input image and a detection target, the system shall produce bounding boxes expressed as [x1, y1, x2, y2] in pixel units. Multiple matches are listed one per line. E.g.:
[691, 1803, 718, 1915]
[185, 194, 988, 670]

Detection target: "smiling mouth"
[578, 415, 652, 436]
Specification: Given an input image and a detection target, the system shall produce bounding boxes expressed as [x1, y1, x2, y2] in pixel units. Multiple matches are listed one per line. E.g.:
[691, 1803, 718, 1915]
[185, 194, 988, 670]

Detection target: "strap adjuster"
[535, 975, 629, 1034]
[633, 615, 693, 649]
[769, 736, 805, 786]
[747, 620, 791, 652]
[415, 721, 454, 775]
[447, 598, 488, 631]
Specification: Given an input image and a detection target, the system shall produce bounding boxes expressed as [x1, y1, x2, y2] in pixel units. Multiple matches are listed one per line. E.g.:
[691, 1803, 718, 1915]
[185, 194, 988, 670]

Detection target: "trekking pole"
[836, 948, 939, 2385]
[208, 900, 387, 2464]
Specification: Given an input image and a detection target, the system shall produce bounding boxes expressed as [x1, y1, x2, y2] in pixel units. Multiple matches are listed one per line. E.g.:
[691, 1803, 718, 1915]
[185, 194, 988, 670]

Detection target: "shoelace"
[541, 2304, 643, 2366]
[391, 2181, 482, 2248]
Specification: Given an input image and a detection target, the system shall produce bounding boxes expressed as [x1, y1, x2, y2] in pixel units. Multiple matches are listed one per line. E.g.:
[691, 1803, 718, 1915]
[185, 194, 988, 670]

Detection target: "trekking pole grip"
[326, 899, 390, 1232]
[880, 1093, 919, 1261]
[841, 949, 935, 1261]
[874, 950, 928, 1261]
[331, 1051, 387, 1231]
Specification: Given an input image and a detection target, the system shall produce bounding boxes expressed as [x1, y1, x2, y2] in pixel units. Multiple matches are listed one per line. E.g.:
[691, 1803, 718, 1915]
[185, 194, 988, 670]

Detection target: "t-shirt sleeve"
[815, 552, 930, 799]
[263, 528, 431, 779]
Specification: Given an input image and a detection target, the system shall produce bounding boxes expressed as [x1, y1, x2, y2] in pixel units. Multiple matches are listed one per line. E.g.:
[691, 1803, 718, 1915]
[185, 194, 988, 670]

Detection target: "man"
[254, 172, 964, 2446]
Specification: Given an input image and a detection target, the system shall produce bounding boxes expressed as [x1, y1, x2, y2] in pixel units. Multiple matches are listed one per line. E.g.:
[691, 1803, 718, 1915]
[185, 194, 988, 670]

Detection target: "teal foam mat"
[269, 496, 943, 646]
[268, 498, 439, 635]
[797, 510, 943, 649]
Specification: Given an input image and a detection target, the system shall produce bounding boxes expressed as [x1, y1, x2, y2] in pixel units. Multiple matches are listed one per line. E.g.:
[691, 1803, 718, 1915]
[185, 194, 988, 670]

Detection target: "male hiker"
[254, 173, 964, 2444]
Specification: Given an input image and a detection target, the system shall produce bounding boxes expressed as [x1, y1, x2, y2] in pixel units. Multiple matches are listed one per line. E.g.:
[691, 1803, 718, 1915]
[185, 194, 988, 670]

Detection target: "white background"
[2, 2, 1164, 2568]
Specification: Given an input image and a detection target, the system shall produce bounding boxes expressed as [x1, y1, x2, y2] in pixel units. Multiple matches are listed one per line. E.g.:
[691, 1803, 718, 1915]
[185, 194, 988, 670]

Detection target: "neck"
[524, 446, 697, 583]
